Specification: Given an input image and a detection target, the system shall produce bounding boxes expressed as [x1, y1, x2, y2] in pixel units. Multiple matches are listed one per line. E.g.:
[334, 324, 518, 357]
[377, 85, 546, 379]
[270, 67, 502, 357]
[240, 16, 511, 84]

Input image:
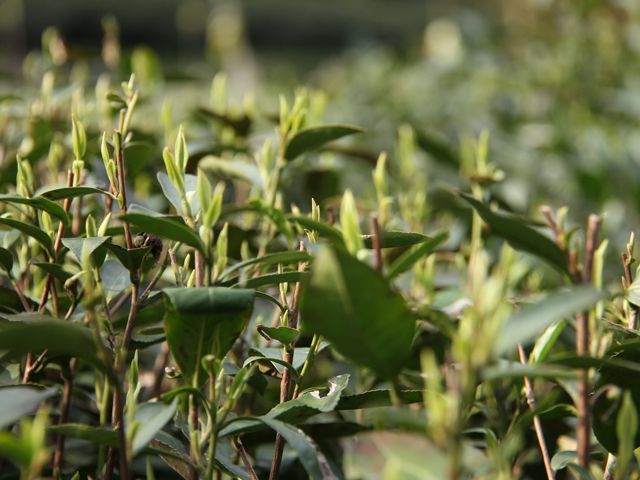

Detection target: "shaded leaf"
[301, 245, 415, 378]
[387, 231, 448, 278]
[32, 261, 72, 282]
[494, 286, 604, 356]
[240, 271, 308, 289]
[362, 231, 431, 249]
[460, 192, 568, 274]
[132, 400, 178, 455]
[0, 218, 53, 256]
[0, 194, 68, 225]
[285, 124, 364, 161]
[0, 386, 57, 429]
[39, 186, 114, 201]
[0, 314, 111, 371]
[157, 172, 200, 216]
[0, 247, 13, 273]
[257, 325, 298, 345]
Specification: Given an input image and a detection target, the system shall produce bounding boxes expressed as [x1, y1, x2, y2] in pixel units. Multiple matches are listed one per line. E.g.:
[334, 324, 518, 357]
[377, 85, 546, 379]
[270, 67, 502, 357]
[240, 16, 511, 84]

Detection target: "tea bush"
[3, 4, 640, 480]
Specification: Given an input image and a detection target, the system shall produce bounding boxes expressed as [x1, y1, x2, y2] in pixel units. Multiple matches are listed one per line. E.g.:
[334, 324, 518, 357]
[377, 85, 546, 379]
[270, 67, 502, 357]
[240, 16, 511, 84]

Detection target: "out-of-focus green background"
[2, 0, 640, 252]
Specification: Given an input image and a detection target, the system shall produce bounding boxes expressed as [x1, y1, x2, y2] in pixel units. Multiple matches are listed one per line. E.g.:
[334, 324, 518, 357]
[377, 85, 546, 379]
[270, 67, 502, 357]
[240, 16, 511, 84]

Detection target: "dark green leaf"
[39, 186, 114, 201]
[222, 417, 335, 480]
[163, 287, 254, 383]
[362, 231, 431, 249]
[285, 124, 365, 161]
[0, 194, 68, 225]
[257, 325, 299, 345]
[301, 245, 415, 378]
[0, 247, 13, 273]
[121, 213, 203, 252]
[32, 261, 72, 282]
[460, 192, 568, 274]
[593, 339, 640, 453]
[0, 314, 111, 371]
[494, 286, 604, 356]
[106, 243, 151, 273]
[387, 231, 448, 278]
[198, 156, 262, 186]
[0, 218, 53, 256]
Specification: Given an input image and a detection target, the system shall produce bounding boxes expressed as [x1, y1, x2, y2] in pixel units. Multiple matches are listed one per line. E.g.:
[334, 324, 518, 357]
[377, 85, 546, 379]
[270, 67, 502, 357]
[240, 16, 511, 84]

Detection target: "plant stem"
[23, 169, 74, 383]
[204, 370, 217, 480]
[51, 357, 78, 477]
[269, 244, 305, 480]
[234, 438, 259, 480]
[621, 251, 638, 330]
[517, 344, 554, 480]
[371, 214, 383, 273]
[576, 214, 600, 469]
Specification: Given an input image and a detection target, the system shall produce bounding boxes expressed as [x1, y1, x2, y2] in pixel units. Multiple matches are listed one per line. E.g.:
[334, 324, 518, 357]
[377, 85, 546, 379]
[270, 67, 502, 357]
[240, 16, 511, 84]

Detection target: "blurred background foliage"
[2, 0, 640, 264]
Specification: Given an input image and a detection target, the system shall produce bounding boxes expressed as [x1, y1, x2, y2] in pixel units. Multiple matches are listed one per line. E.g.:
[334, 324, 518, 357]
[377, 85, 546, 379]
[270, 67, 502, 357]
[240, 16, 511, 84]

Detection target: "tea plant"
[2, 23, 640, 480]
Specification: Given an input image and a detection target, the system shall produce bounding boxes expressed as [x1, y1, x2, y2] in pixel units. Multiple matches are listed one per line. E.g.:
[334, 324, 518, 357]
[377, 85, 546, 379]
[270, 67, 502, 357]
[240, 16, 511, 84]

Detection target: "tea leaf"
[285, 124, 364, 161]
[0, 218, 53, 256]
[120, 213, 203, 253]
[0, 195, 68, 225]
[301, 245, 415, 378]
[162, 287, 254, 383]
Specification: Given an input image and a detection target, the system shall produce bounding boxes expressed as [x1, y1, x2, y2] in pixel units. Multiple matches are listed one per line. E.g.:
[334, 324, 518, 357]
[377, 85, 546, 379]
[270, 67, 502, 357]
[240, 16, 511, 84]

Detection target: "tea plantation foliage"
[4, 3, 640, 479]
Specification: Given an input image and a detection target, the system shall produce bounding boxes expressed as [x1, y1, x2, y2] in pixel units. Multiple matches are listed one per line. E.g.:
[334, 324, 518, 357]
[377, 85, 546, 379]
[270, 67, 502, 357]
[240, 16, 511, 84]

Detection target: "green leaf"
[0, 386, 57, 429]
[106, 243, 151, 274]
[32, 261, 72, 282]
[550, 450, 578, 471]
[248, 344, 329, 373]
[362, 231, 432, 249]
[62, 236, 111, 264]
[198, 156, 263, 187]
[593, 339, 640, 453]
[38, 186, 114, 201]
[529, 320, 567, 363]
[240, 271, 307, 289]
[284, 124, 365, 161]
[459, 192, 569, 274]
[494, 286, 604, 356]
[222, 417, 335, 479]
[162, 287, 254, 383]
[387, 231, 448, 278]
[120, 213, 203, 253]
[220, 251, 311, 280]
[301, 245, 415, 378]
[336, 389, 423, 410]
[615, 392, 638, 478]
[0, 194, 68, 226]
[481, 362, 576, 381]
[257, 325, 299, 345]
[157, 172, 200, 216]
[0, 431, 32, 468]
[0, 314, 111, 371]
[131, 400, 178, 455]
[0, 247, 13, 273]
[287, 215, 345, 244]
[49, 423, 117, 447]
[626, 273, 640, 308]
[242, 355, 300, 379]
[0, 218, 53, 256]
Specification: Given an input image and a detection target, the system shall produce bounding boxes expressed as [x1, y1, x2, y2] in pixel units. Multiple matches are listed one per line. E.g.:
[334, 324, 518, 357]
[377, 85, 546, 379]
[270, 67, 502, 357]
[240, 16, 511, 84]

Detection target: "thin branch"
[621, 251, 638, 330]
[269, 243, 306, 480]
[576, 214, 601, 469]
[518, 344, 554, 480]
[234, 438, 259, 480]
[24, 169, 74, 383]
[371, 214, 383, 274]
